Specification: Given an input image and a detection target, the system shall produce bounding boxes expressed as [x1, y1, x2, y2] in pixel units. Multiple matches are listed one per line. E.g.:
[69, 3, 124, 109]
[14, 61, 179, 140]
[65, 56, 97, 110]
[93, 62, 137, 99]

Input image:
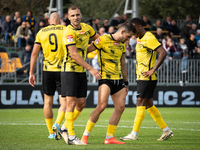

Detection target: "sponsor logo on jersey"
[67, 35, 73, 42]
[80, 31, 85, 34]
[138, 41, 141, 44]
[114, 42, 120, 46]
[95, 38, 101, 44]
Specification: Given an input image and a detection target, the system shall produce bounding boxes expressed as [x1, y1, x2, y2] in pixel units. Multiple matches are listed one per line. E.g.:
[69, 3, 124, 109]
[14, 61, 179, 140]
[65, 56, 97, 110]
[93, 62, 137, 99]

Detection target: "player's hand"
[29, 74, 36, 87]
[89, 68, 102, 80]
[142, 69, 155, 79]
[125, 85, 129, 95]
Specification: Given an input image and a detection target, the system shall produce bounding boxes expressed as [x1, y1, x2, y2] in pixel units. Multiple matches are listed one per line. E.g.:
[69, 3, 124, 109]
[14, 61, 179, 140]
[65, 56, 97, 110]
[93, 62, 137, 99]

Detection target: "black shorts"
[42, 71, 61, 95]
[61, 72, 87, 98]
[98, 79, 125, 95]
[136, 80, 157, 98]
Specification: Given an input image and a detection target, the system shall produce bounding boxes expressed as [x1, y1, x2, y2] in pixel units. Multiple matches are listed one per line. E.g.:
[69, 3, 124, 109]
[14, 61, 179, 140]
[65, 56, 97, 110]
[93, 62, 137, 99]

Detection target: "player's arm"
[29, 43, 41, 87]
[68, 45, 102, 80]
[143, 46, 167, 78]
[91, 33, 99, 40]
[120, 53, 128, 95]
[87, 43, 96, 53]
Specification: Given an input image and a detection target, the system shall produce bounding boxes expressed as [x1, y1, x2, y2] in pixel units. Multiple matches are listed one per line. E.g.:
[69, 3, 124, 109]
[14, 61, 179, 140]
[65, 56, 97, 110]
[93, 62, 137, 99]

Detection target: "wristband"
[124, 81, 129, 85]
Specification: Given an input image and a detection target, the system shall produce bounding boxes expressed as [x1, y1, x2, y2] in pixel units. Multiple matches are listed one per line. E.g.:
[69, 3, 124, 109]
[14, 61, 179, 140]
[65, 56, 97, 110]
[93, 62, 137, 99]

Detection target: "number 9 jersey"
[35, 25, 66, 72]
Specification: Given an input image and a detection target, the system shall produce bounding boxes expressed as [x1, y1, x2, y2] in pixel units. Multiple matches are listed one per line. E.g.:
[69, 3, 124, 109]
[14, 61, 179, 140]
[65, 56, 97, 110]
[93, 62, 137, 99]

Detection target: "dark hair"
[130, 17, 143, 26]
[119, 21, 136, 33]
[68, 5, 80, 12]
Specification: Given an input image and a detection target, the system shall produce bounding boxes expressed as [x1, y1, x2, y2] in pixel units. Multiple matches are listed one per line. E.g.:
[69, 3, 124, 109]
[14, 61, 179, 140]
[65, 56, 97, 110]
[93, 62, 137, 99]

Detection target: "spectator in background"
[12, 17, 22, 35]
[187, 33, 197, 58]
[163, 37, 180, 59]
[179, 52, 188, 86]
[92, 18, 101, 33]
[119, 14, 127, 24]
[150, 19, 162, 31]
[0, 11, 3, 35]
[62, 12, 70, 26]
[42, 13, 49, 27]
[177, 38, 188, 57]
[107, 26, 115, 34]
[102, 19, 110, 33]
[11, 11, 21, 25]
[155, 28, 164, 44]
[33, 19, 45, 39]
[14, 21, 31, 48]
[141, 14, 151, 27]
[195, 29, 200, 43]
[189, 24, 197, 36]
[110, 13, 120, 30]
[194, 44, 200, 59]
[125, 40, 135, 59]
[180, 15, 192, 39]
[129, 34, 137, 53]
[1, 15, 13, 44]
[98, 27, 106, 35]
[163, 16, 171, 31]
[169, 19, 180, 36]
[23, 10, 36, 33]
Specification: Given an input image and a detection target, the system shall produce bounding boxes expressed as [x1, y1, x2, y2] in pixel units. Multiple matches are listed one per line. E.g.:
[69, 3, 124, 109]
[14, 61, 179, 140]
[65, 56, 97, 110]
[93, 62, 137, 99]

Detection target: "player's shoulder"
[145, 31, 154, 37]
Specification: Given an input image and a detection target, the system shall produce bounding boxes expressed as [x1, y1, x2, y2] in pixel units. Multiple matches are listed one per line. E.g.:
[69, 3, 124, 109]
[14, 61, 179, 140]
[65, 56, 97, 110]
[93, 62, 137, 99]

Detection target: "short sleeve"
[93, 37, 103, 50]
[147, 33, 161, 51]
[88, 25, 96, 38]
[63, 28, 76, 46]
[35, 31, 41, 44]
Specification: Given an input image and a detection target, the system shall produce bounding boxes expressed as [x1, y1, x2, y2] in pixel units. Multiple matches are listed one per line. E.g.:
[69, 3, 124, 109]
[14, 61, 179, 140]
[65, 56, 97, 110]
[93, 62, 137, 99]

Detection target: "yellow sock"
[64, 112, 75, 136]
[45, 118, 54, 134]
[133, 106, 146, 132]
[74, 108, 81, 121]
[147, 105, 167, 129]
[84, 120, 96, 134]
[106, 124, 117, 137]
[55, 111, 65, 125]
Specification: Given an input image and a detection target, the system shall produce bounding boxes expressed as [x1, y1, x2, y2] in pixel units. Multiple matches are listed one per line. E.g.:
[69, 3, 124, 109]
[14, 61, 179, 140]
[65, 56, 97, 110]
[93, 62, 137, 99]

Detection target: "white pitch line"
[0, 122, 200, 132]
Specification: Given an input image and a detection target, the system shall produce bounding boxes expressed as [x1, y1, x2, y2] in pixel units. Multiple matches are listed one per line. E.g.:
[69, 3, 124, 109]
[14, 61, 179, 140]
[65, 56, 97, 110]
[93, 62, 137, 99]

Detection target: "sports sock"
[45, 118, 54, 134]
[146, 105, 167, 130]
[132, 106, 146, 133]
[64, 112, 75, 136]
[83, 120, 96, 136]
[55, 111, 65, 126]
[74, 108, 81, 120]
[106, 124, 117, 139]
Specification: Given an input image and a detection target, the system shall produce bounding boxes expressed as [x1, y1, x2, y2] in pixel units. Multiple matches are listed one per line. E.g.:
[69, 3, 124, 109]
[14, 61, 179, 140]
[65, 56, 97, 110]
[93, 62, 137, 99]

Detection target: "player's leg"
[42, 71, 56, 139]
[44, 94, 54, 139]
[81, 83, 110, 144]
[146, 99, 173, 141]
[121, 81, 148, 141]
[104, 87, 126, 144]
[53, 95, 66, 140]
[74, 97, 86, 120]
[52, 72, 66, 139]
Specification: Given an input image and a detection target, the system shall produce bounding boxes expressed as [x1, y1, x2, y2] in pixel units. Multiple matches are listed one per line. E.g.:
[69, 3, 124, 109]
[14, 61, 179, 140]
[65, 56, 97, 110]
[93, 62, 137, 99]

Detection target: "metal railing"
[0, 57, 200, 86]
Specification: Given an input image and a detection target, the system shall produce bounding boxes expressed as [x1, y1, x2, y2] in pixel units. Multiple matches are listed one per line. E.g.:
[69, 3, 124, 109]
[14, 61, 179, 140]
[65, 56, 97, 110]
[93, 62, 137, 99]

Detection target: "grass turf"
[0, 107, 199, 150]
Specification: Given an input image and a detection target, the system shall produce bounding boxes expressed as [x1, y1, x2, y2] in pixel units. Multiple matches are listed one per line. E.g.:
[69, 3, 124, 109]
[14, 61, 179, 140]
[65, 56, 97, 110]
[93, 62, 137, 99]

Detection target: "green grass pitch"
[0, 107, 199, 150]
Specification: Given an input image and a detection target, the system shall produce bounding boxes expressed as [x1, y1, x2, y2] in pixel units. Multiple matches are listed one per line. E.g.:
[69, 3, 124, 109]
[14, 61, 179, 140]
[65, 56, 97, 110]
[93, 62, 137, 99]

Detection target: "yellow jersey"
[93, 34, 126, 80]
[136, 31, 161, 80]
[35, 24, 66, 72]
[62, 23, 96, 72]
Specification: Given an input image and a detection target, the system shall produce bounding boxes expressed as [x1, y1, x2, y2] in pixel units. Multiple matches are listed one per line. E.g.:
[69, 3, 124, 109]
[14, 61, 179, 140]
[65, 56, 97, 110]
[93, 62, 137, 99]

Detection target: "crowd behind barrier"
[0, 12, 200, 86]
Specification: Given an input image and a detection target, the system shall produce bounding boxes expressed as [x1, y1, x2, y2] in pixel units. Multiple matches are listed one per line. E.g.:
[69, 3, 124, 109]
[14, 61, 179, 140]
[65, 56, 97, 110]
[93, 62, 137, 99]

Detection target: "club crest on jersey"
[80, 31, 85, 34]
[114, 42, 120, 46]
[67, 35, 73, 42]
[95, 38, 101, 44]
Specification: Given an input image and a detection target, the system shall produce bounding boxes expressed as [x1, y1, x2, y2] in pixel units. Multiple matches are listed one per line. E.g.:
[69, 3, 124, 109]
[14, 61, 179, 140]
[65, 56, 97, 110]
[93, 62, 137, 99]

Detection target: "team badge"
[67, 35, 73, 42]
[95, 38, 101, 44]
[80, 31, 85, 34]
[114, 42, 120, 46]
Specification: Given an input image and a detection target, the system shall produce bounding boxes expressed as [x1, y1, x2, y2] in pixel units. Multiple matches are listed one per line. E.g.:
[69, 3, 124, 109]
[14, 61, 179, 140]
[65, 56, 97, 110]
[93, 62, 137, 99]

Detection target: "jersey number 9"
[49, 33, 58, 52]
